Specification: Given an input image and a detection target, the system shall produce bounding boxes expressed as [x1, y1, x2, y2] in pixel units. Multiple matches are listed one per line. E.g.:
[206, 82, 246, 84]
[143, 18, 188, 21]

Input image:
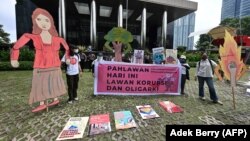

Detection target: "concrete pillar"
[58, 0, 66, 38]
[58, 0, 62, 36]
[161, 10, 167, 48]
[91, 0, 97, 49]
[118, 4, 123, 27]
[140, 7, 146, 48]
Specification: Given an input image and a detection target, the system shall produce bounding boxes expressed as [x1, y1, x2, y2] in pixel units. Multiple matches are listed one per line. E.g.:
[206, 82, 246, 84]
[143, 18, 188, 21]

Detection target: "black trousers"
[181, 74, 187, 94]
[66, 74, 79, 101]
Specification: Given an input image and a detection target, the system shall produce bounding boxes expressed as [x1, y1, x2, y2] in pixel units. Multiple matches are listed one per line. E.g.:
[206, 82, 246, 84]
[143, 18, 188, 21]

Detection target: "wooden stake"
[46, 100, 49, 112]
[232, 86, 236, 109]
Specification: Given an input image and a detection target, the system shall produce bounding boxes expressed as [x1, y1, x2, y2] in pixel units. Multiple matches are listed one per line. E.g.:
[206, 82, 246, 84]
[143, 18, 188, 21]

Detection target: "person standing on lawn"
[195, 52, 223, 105]
[61, 45, 82, 104]
[179, 55, 190, 95]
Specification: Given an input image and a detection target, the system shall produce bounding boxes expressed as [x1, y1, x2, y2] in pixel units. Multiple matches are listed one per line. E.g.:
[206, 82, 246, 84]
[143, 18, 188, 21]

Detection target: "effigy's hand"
[11, 60, 19, 68]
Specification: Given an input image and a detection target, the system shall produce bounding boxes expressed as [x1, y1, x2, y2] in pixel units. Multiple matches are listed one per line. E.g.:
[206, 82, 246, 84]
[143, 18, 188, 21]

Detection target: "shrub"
[0, 61, 33, 71]
[19, 48, 34, 61]
[0, 47, 35, 61]
[186, 53, 200, 62]
[188, 61, 197, 68]
[208, 53, 218, 62]
[0, 50, 9, 61]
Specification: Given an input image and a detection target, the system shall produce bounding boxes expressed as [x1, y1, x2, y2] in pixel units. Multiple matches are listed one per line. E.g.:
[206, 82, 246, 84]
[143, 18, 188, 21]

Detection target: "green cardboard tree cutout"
[104, 27, 133, 62]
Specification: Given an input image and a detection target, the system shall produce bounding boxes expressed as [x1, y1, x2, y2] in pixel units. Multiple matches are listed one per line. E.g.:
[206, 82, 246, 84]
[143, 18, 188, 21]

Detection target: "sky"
[190, 0, 223, 44]
[0, 0, 16, 42]
[0, 0, 222, 44]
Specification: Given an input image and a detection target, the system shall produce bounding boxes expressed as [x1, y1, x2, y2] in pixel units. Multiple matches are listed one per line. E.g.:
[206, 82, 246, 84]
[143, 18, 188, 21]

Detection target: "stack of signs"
[88, 114, 111, 136]
[133, 50, 144, 64]
[152, 47, 165, 64]
[114, 111, 137, 130]
[56, 117, 89, 140]
[136, 105, 160, 119]
[165, 49, 178, 64]
[159, 101, 183, 113]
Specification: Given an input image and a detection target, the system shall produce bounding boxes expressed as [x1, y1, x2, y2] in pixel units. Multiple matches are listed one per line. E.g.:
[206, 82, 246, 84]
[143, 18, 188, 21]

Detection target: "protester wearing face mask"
[61, 45, 82, 104]
[179, 55, 190, 95]
[195, 52, 223, 105]
[92, 52, 104, 77]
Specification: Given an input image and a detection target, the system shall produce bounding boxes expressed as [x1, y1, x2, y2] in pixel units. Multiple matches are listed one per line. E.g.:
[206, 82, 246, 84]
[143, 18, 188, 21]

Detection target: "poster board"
[56, 117, 89, 140]
[133, 50, 144, 64]
[152, 47, 165, 64]
[165, 49, 178, 64]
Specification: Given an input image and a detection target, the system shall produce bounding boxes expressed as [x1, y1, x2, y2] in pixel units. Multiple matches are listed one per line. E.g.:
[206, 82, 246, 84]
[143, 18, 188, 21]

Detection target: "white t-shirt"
[196, 59, 217, 77]
[181, 63, 190, 75]
[61, 54, 81, 75]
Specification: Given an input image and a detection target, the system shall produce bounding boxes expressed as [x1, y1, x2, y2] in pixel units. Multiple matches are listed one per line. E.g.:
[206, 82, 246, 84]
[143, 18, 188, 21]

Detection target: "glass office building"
[171, 13, 195, 50]
[15, 0, 197, 50]
[221, 0, 250, 20]
[240, 0, 250, 17]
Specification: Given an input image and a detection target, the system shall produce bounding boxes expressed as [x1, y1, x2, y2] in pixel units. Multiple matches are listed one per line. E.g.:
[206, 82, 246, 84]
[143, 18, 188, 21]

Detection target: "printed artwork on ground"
[136, 105, 160, 119]
[56, 117, 89, 140]
[114, 111, 137, 130]
[88, 114, 111, 136]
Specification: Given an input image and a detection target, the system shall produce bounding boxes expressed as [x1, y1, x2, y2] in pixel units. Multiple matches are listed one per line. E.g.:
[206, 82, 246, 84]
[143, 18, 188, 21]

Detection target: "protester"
[195, 52, 223, 105]
[88, 53, 96, 72]
[61, 45, 82, 104]
[92, 52, 103, 77]
[79, 51, 87, 72]
[179, 55, 190, 95]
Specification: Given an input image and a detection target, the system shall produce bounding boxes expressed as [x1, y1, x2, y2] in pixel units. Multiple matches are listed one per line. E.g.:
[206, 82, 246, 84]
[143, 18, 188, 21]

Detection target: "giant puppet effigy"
[104, 27, 133, 62]
[10, 8, 70, 113]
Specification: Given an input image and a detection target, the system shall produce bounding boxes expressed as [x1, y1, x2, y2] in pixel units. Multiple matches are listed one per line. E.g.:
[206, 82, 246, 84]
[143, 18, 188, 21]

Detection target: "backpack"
[198, 59, 214, 75]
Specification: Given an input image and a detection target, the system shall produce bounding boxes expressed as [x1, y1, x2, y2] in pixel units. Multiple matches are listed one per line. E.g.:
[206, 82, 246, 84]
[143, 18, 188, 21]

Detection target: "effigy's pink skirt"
[29, 67, 66, 104]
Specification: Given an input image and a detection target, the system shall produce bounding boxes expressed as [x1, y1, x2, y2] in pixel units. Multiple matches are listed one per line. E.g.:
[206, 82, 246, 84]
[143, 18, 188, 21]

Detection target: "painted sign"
[94, 61, 181, 95]
[165, 49, 178, 64]
[152, 47, 165, 64]
[133, 50, 144, 64]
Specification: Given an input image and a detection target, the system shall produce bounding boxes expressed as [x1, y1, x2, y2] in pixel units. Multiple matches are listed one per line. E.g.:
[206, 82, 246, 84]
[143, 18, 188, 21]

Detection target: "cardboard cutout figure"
[217, 30, 246, 83]
[216, 30, 247, 109]
[104, 27, 133, 62]
[10, 8, 70, 112]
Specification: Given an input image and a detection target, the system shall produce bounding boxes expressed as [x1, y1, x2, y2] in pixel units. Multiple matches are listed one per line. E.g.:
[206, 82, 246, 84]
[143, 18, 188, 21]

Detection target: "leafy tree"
[195, 34, 215, 51]
[0, 24, 10, 44]
[177, 46, 187, 53]
[220, 16, 250, 35]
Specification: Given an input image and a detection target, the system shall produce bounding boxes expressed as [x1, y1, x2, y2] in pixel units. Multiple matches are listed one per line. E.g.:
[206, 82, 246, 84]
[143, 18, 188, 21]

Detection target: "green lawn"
[0, 69, 250, 140]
